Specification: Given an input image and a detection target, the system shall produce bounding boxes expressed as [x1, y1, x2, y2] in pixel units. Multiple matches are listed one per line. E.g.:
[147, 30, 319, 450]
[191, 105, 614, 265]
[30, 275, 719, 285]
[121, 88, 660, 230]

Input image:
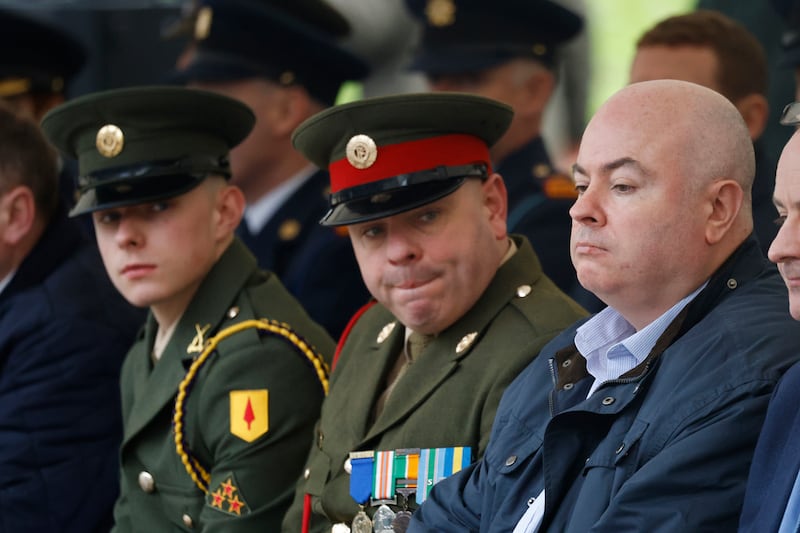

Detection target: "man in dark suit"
[403, 0, 589, 307]
[0, 7, 86, 211]
[0, 102, 142, 531]
[173, 0, 372, 339]
[283, 92, 587, 532]
[739, 105, 800, 533]
[41, 85, 335, 532]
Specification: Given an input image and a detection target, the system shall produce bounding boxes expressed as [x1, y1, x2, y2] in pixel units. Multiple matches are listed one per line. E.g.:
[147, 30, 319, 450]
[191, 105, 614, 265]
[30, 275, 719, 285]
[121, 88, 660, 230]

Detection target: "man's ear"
[704, 179, 744, 245]
[269, 85, 318, 137]
[482, 173, 508, 240]
[214, 183, 246, 238]
[734, 93, 768, 141]
[0, 186, 36, 246]
[514, 67, 555, 118]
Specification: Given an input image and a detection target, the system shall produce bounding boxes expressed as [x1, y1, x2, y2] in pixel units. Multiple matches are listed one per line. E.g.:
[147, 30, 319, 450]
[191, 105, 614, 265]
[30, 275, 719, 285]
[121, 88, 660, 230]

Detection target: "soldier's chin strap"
[173, 318, 330, 493]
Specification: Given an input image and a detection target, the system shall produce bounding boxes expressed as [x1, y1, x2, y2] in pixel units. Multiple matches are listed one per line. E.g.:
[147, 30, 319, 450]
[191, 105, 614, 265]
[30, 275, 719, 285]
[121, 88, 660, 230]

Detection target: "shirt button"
[562, 359, 571, 368]
[182, 514, 194, 528]
[344, 458, 352, 474]
[516, 285, 532, 298]
[527, 497, 536, 506]
[505, 455, 518, 466]
[563, 382, 574, 390]
[304, 468, 311, 479]
[138, 471, 155, 493]
[602, 396, 616, 406]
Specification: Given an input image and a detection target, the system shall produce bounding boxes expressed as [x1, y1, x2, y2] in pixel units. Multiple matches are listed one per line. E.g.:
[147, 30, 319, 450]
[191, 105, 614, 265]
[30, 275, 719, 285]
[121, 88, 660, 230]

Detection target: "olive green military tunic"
[283, 236, 587, 532]
[112, 239, 334, 532]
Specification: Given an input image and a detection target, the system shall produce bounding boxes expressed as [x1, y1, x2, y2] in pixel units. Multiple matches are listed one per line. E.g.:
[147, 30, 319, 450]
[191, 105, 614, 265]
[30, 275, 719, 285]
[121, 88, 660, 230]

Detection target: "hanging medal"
[349, 451, 374, 533]
[392, 448, 418, 532]
[351, 509, 372, 533]
[372, 504, 396, 532]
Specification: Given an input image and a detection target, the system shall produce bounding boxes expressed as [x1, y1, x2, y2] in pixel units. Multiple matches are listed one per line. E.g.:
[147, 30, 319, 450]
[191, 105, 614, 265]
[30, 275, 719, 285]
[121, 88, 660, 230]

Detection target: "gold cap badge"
[426, 0, 456, 27]
[194, 6, 213, 40]
[96, 124, 124, 158]
[346, 134, 378, 169]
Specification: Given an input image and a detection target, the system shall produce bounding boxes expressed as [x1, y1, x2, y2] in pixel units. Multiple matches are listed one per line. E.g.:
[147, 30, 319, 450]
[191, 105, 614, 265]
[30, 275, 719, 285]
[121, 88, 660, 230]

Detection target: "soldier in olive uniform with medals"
[41, 86, 335, 532]
[282, 93, 587, 532]
[404, 0, 600, 310]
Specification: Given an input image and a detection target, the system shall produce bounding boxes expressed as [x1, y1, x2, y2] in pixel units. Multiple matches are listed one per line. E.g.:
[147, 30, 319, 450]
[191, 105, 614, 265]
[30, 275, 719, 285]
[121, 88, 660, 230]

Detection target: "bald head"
[591, 79, 754, 211]
[572, 79, 755, 326]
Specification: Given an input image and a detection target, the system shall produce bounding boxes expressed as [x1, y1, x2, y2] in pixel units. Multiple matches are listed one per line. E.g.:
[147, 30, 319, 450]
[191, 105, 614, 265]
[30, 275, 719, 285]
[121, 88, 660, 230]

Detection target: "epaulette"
[173, 319, 330, 493]
[542, 171, 578, 200]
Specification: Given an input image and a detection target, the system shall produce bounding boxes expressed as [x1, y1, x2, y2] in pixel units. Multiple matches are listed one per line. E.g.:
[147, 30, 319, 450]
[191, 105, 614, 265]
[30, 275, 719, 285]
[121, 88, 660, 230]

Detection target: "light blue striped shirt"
[576, 282, 707, 398]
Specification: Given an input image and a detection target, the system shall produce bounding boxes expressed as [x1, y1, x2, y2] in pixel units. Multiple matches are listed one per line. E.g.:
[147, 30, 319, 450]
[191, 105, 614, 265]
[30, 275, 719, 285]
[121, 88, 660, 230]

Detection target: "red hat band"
[328, 133, 491, 194]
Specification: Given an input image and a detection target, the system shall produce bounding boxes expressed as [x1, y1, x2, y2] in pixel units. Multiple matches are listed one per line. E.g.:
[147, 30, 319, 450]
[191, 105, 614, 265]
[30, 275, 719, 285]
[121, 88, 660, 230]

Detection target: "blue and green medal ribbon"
[416, 447, 472, 504]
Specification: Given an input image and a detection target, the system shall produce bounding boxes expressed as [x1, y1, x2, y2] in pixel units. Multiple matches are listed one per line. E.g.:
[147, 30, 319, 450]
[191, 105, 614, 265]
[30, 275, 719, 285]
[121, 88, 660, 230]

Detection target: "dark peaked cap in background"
[40, 86, 255, 216]
[0, 8, 86, 98]
[292, 92, 513, 226]
[772, 0, 800, 66]
[404, 0, 583, 73]
[172, 0, 369, 106]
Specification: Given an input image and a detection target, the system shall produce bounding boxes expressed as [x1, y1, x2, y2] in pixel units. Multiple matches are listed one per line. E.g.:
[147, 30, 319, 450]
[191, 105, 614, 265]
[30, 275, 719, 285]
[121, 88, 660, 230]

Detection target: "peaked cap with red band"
[292, 92, 513, 226]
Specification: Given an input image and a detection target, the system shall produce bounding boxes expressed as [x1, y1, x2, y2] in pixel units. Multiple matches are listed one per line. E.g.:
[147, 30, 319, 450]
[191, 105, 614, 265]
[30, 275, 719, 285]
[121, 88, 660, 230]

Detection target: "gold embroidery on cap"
[194, 6, 213, 40]
[96, 124, 124, 158]
[426, 0, 456, 27]
[346, 134, 378, 169]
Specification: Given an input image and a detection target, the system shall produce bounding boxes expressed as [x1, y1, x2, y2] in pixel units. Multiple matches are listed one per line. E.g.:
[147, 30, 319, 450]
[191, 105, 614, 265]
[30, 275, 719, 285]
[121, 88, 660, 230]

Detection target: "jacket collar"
[553, 236, 770, 390]
[362, 236, 545, 442]
[122, 238, 259, 445]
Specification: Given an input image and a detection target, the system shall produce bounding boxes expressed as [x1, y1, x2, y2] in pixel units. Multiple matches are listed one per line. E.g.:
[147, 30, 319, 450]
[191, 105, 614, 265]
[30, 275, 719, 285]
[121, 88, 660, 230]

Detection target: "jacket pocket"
[583, 418, 650, 493]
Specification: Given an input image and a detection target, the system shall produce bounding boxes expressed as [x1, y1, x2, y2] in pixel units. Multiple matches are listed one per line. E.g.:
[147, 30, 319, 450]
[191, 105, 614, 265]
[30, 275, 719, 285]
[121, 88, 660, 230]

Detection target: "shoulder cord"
[173, 318, 330, 493]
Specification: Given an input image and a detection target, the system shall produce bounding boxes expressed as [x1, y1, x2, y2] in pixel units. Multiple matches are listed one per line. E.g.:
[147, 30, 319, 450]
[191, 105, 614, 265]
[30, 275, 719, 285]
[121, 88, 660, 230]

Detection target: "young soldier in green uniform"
[41, 86, 335, 532]
[282, 93, 587, 532]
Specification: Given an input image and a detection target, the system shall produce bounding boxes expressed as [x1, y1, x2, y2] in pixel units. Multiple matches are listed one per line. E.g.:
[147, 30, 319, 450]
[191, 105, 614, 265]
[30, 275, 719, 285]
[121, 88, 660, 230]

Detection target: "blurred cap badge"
[346, 134, 378, 169]
[96, 124, 124, 158]
[229, 390, 268, 442]
[194, 6, 213, 40]
[425, 0, 456, 27]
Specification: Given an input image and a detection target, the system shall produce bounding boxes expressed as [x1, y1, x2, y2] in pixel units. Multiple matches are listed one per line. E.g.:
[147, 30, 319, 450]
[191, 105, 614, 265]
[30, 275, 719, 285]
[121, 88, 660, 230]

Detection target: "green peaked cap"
[40, 85, 255, 216]
[292, 92, 513, 226]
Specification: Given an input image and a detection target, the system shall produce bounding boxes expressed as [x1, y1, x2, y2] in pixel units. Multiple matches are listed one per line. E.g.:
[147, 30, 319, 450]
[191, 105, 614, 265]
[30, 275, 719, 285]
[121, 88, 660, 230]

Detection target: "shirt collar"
[576, 281, 707, 395]
[242, 165, 317, 234]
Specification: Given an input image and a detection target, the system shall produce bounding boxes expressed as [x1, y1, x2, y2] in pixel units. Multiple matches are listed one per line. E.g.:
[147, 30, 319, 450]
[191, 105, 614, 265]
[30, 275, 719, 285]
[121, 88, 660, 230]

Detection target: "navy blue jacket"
[411, 237, 800, 532]
[739, 360, 800, 532]
[0, 208, 143, 532]
[237, 169, 370, 339]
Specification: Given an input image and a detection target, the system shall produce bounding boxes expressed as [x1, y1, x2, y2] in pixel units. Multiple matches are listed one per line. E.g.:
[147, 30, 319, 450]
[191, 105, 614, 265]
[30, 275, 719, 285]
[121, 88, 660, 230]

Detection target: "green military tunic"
[282, 235, 587, 532]
[112, 239, 334, 532]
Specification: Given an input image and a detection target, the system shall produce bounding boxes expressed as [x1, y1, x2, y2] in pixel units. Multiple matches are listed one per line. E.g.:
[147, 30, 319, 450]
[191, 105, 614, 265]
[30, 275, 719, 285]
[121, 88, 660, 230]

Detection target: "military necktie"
[372, 331, 432, 421]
